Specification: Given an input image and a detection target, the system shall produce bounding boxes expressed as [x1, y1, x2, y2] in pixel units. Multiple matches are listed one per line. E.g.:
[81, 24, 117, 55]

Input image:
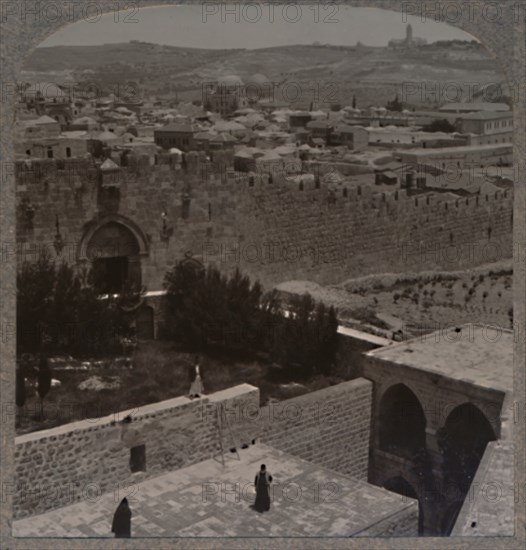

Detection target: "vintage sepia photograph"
[4, 1, 522, 543]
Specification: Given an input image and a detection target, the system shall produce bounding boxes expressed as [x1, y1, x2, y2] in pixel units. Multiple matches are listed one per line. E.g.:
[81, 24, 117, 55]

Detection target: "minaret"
[406, 24, 413, 45]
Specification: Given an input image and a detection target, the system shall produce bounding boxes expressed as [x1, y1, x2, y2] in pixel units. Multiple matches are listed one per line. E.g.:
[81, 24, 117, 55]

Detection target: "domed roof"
[97, 130, 119, 141]
[217, 74, 244, 87]
[36, 82, 67, 99]
[246, 73, 270, 85]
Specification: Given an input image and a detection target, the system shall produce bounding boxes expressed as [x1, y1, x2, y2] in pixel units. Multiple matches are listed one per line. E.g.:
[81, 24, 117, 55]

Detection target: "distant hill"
[23, 41, 506, 108]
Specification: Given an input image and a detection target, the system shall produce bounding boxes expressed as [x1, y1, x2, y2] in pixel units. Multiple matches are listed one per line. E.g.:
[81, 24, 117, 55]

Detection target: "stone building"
[289, 111, 313, 130]
[203, 75, 249, 116]
[16, 132, 89, 160]
[18, 115, 61, 139]
[363, 324, 513, 535]
[456, 111, 513, 145]
[306, 119, 333, 142]
[154, 122, 198, 151]
[331, 125, 369, 150]
[398, 143, 513, 169]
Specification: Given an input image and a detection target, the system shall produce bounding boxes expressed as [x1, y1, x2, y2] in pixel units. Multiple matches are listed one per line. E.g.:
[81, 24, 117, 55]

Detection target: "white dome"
[246, 73, 270, 85]
[217, 74, 244, 87]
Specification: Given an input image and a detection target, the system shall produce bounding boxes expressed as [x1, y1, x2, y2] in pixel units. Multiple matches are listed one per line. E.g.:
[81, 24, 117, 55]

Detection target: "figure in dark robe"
[254, 464, 272, 512]
[111, 497, 131, 538]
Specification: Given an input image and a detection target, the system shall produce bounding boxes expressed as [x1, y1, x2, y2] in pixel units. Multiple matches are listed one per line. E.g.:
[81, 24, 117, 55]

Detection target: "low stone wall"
[255, 378, 373, 481]
[15, 378, 374, 519]
[14, 384, 259, 519]
[451, 392, 515, 536]
[451, 440, 514, 536]
[336, 327, 392, 378]
[354, 504, 419, 537]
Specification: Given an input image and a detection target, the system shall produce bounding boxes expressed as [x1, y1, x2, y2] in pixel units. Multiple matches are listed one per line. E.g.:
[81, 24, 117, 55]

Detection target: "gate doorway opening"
[93, 257, 129, 294]
[84, 220, 144, 294]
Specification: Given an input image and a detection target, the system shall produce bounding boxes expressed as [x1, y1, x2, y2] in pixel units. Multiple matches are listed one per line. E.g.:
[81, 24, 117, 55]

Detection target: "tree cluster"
[161, 262, 339, 378]
[422, 118, 457, 133]
[17, 252, 137, 357]
[386, 94, 404, 112]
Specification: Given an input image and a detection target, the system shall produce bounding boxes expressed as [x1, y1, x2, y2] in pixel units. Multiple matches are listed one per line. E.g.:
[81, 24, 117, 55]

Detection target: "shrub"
[422, 119, 456, 133]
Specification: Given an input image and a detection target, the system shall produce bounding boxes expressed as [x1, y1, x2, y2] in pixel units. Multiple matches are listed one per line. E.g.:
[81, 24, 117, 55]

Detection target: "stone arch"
[78, 215, 149, 261]
[78, 215, 149, 294]
[439, 402, 496, 467]
[378, 383, 427, 456]
[383, 476, 424, 535]
[437, 402, 497, 535]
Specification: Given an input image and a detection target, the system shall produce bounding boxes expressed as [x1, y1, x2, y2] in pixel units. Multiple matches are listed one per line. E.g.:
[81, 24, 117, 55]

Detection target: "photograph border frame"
[1, 1, 524, 548]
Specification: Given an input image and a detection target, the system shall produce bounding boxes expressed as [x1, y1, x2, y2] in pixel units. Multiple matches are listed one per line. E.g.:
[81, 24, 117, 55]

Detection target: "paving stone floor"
[13, 443, 415, 538]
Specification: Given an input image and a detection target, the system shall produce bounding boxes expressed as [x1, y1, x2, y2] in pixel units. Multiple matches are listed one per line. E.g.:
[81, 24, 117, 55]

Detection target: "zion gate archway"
[79, 216, 149, 294]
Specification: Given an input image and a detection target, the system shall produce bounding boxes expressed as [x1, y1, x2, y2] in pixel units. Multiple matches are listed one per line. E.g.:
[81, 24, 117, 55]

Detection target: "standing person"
[189, 360, 204, 398]
[254, 464, 273, 512]
[111, 498, 131, 538]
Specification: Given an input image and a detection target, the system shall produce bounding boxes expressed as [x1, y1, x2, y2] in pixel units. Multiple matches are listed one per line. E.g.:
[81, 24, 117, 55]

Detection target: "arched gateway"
[78, 215, 149, 294]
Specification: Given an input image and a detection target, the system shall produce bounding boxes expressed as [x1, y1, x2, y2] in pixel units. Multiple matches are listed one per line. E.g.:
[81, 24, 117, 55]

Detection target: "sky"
[38, 5, 478, 49]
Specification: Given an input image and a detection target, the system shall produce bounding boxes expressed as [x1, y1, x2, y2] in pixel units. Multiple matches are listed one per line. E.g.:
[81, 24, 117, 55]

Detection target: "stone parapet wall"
[14, 377, 374, 519]
[14, 384, 259, 519]
[255, 378, 373, 481]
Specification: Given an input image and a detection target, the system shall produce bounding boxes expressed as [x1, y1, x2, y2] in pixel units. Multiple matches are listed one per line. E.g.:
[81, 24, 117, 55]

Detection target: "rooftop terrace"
[14, 443, 416, 538]
[366, 324, 513, 393]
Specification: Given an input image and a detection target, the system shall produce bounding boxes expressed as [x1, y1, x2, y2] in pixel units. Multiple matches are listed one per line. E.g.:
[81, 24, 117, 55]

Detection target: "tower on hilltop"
[406, 24, 413, 44]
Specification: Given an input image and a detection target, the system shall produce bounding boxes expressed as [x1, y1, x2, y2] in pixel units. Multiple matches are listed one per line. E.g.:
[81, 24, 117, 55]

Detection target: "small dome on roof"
[217, 74, 244, 87]
[97, 130, 119, 141]
[245, 73, 270, 85]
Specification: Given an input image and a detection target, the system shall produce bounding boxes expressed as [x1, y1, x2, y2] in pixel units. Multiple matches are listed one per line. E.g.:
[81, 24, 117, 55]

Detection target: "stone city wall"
[15, 156, 513, 290]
